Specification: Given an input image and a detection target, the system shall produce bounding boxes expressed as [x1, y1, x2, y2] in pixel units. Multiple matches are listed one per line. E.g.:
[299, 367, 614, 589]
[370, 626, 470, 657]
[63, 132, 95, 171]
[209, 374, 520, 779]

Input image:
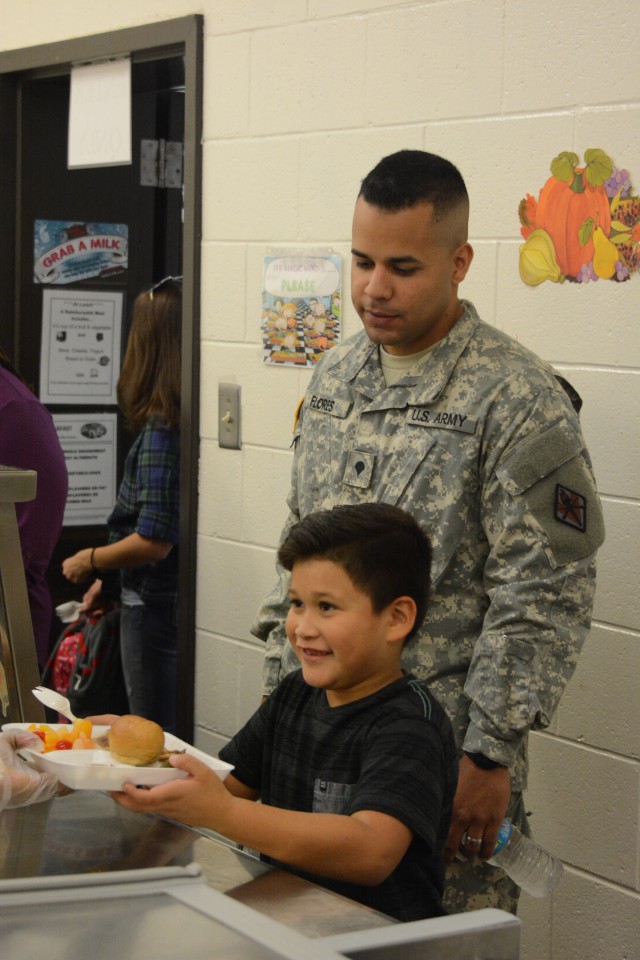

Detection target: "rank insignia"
[554, 484, 587, 532]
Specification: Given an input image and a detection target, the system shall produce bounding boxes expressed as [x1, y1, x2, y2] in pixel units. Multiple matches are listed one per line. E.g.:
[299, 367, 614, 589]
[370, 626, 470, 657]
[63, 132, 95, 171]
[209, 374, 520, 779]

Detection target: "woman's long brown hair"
[117, 279, 182, 433]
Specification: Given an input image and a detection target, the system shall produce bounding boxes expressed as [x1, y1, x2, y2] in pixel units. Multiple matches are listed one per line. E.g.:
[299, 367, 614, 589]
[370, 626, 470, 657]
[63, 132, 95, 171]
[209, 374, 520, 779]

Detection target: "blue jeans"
[120, 600, 178, 733]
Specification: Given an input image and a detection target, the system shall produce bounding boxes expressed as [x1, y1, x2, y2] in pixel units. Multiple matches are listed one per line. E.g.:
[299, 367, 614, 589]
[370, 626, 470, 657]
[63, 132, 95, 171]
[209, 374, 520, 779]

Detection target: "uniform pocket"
[465, 633, 539, 736]
[495, 421, 605, 567]
[295, 388, 353, 513]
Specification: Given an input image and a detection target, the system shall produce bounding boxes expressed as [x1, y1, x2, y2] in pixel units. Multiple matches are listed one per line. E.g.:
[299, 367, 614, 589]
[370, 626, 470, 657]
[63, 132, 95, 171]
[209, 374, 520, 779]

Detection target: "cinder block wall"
[3, 3, 639, 957]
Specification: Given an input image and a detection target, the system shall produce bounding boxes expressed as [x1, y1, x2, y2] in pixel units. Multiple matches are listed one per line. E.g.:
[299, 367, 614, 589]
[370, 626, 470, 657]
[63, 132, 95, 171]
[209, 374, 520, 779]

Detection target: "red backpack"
[42, 609, 129, 719]
[48, 622, 83, 697]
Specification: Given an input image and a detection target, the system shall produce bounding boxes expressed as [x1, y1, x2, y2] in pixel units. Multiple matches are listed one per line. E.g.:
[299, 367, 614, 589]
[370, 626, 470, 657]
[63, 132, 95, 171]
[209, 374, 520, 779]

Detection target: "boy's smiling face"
[286, 558, 413, 707]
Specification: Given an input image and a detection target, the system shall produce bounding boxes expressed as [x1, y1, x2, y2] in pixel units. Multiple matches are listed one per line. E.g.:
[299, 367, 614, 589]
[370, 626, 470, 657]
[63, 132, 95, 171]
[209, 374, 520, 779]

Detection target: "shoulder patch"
[554, 484, 587, 532]
[500, 456, 605, 566]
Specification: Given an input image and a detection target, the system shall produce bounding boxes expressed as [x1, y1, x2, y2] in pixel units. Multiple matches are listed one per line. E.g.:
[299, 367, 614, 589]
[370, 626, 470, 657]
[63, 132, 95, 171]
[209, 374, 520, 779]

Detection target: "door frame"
[0, 16, 203, 739]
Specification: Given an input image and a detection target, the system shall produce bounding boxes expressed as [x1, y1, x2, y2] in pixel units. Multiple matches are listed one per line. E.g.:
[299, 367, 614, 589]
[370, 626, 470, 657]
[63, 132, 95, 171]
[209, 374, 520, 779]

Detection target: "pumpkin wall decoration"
[518, 149, 639, 284]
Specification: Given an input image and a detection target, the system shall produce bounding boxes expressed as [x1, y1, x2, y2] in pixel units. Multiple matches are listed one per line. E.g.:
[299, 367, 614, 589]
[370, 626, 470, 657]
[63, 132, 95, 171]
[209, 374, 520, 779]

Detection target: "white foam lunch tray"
[3, 723, 233, 791]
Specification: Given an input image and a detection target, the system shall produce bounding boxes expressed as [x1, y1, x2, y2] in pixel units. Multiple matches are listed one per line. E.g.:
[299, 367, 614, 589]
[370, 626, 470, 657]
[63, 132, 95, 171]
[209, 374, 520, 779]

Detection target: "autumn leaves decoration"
[518, 149, 639, 285]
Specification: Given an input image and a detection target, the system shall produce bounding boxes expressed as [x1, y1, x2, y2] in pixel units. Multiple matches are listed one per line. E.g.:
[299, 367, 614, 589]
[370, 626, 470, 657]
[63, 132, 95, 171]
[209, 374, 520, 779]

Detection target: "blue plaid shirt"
[104, 418, 180, 621]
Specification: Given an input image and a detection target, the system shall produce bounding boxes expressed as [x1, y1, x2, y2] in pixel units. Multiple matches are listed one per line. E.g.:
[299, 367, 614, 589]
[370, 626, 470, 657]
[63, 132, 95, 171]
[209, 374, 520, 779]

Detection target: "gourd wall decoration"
[518, 149, 639, 284]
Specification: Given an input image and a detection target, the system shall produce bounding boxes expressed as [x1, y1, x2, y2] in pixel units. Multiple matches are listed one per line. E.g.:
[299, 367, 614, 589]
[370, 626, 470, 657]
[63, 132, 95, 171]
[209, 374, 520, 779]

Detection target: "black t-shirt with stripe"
[220, 671, 458, 921]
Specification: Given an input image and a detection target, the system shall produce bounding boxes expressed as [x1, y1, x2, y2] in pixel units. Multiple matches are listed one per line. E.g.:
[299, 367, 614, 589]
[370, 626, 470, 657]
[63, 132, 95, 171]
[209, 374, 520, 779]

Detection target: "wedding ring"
[463, 834, 482, 846]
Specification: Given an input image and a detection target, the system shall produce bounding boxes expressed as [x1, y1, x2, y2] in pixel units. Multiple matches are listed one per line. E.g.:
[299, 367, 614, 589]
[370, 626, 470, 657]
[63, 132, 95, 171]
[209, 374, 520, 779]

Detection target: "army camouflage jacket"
[252, 301, 605, 789]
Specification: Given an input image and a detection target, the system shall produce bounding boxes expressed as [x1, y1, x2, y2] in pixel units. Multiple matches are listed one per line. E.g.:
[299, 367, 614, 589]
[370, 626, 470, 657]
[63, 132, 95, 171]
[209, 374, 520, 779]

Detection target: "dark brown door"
[0, 17, 202, 740]
[15, 58, 185, 647]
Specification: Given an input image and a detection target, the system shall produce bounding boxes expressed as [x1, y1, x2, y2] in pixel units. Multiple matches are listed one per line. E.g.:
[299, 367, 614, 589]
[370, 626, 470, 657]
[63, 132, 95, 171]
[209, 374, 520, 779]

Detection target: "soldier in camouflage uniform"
[252, 150, 605, 914]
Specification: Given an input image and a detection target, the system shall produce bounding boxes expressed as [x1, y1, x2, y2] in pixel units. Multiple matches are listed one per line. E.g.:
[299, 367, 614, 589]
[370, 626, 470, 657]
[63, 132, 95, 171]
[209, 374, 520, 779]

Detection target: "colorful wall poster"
[518, 149, 639, 285]
[53, 413, 117, 527]
[39, 289, 123, 405]
[261, 250, 341, 367]
[34, 220, 128, 285]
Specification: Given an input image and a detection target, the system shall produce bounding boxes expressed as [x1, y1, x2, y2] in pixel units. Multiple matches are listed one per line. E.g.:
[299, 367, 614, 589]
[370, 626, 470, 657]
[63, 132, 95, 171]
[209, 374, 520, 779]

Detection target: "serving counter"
[0, 791, 521, 959]
[0, 790, 394, 938]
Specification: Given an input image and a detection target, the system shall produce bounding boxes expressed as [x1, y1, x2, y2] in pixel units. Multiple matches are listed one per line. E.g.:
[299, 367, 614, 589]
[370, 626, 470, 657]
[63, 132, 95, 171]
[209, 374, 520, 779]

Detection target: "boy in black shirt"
[115, 504, 458, 920]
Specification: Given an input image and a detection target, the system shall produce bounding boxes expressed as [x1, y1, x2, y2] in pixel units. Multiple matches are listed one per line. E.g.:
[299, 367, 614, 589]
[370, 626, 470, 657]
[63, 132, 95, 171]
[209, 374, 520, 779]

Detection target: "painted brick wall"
[198, 7, 640, 958]
[3, 3, 638, 957]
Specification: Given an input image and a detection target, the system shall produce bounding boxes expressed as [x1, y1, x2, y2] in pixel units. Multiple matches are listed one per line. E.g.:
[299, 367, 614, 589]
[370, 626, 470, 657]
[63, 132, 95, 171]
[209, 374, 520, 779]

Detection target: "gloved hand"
[0, 730, 61, 812]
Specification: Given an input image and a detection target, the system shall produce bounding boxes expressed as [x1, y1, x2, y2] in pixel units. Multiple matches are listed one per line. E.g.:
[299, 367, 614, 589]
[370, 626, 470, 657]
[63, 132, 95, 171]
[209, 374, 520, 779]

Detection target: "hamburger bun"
[109, 715, 164, 766]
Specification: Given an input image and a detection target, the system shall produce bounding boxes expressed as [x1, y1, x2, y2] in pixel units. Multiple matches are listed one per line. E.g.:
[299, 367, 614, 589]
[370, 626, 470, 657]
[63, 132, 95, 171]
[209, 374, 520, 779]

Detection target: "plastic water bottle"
[488, 819, 564, 897]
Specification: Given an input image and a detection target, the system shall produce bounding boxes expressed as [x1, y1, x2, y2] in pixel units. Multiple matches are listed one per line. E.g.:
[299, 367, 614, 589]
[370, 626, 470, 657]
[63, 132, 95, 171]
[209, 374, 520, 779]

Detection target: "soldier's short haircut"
[278, 503, 432, 641]
[359, 149, 468, 220]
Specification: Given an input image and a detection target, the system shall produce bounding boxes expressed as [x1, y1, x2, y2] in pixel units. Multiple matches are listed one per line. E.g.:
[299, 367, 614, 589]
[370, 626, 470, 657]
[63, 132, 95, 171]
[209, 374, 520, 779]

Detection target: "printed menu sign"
[40, 289, 123, 405]
[53, 413, 117, 526]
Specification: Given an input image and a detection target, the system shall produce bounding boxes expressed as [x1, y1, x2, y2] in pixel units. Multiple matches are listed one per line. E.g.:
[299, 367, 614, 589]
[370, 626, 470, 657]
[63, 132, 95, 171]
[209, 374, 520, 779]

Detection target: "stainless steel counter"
[0, 791, 521, 958]
[0, 790, 395, 939]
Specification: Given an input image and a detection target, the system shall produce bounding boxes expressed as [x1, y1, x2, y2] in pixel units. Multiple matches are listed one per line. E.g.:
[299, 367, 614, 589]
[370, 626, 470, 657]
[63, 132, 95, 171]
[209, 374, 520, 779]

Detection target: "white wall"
[3, 3, 639, 958]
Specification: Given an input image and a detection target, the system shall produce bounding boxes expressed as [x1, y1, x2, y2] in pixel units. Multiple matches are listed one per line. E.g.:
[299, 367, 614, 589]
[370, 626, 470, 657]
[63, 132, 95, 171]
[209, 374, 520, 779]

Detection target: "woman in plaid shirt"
[63, 278, 182, 732]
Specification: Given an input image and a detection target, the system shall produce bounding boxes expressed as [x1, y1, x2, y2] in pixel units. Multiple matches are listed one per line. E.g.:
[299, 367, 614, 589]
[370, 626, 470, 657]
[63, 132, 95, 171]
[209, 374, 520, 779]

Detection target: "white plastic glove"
[0, 730, 61, 812]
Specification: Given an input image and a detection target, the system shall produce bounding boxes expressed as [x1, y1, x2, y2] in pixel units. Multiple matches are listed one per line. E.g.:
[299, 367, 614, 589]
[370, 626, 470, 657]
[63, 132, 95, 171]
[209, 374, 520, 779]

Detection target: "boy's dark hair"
[359, 149, 468, 220]
[278, 503, 432, 641]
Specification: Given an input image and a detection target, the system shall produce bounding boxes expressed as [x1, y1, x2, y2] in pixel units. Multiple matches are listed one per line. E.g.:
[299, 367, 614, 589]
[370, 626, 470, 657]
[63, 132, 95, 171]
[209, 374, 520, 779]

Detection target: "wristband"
[464, 751, 506, 770]
[90, 547, 100, 574]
